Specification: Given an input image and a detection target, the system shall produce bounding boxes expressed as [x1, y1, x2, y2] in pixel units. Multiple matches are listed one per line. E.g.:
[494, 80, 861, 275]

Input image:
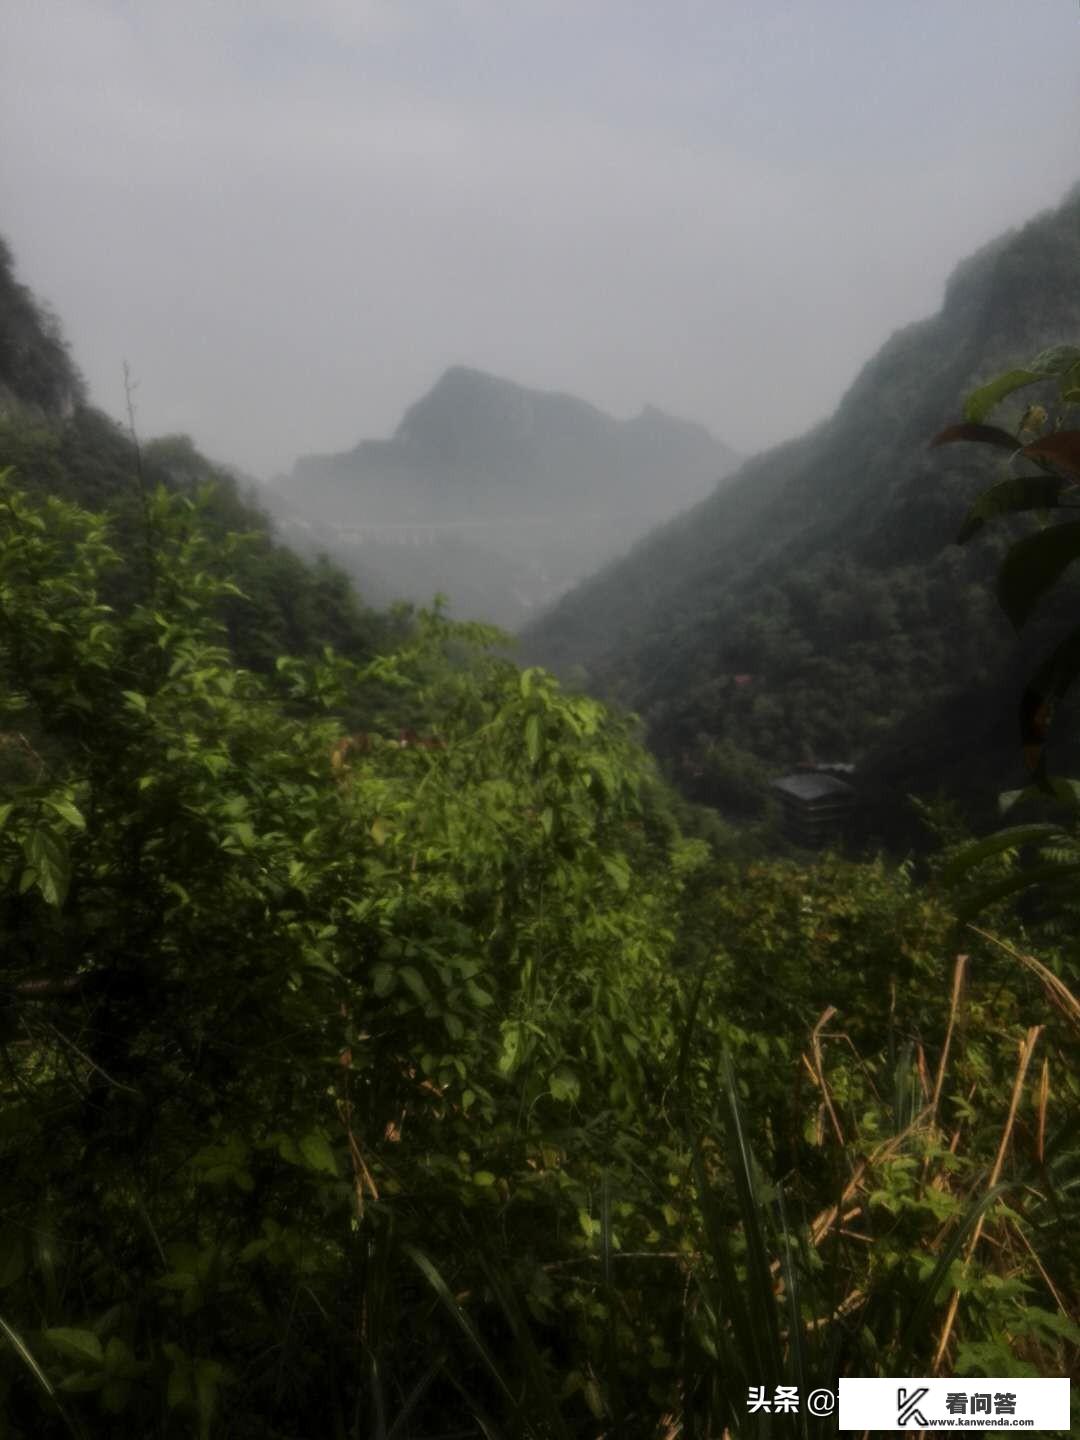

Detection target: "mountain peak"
[283, 364, 738, 561]
[394, 366, 545, 467]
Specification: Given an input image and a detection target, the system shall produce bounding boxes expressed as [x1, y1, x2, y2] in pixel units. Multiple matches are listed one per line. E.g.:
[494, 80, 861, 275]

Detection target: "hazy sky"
[3, 1, 1079, 480]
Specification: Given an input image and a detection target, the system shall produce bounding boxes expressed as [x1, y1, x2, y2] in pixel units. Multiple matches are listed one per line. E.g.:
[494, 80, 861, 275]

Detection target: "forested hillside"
[523, 184, 1080, 847]
[0, 245, 404, 679]
[0, 237, 84, 421]
[0, 236, 1077, 1437]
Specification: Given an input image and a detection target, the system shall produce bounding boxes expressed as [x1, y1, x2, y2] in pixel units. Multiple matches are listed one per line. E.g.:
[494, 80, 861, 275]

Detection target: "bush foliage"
[0, 465, 1075, 1437]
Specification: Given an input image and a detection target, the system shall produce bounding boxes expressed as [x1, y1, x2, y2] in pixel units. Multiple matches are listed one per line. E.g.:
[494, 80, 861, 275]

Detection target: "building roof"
[771, 772, 855, 803]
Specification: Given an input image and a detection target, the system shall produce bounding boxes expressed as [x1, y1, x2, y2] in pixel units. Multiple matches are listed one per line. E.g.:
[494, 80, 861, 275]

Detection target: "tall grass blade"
[385, 1350, 448, 1439]
[599, 1172, 625, 1433]
[720, 1051, 784, 1386]
[477, 1252, 572, 1440]
[0, 1309, 85, 1439]
[674, 962, 710, 1108]
[368, 1352, 388, 1440]
[402, 1243, 518, 1413]
[892, 1042, 918, 1134]
[898, 1180, 1012, 1355]
[774, 1187, 809, 1440]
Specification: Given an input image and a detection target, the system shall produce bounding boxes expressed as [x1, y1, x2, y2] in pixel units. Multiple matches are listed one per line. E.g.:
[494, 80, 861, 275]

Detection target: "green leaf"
[121, 690, 147, 713]
[370, 962, 396, 997]
[995, 521, 1080, 628]
[398, 965, 431, 1004]
[274, 1133, 302, 1166]
[465, 979, 493, 1008]
[472, 1171, 497, 1188]
[498, 1022, 522, 1076]
[1000, 775, 1080, 814]
[549, 1065, 581, 1104]
[155, 1272, 199, 1293]
[601, 854, 630, 892]
[955, 861, 1080, 921]
[57, 1370, 105, 1393]
[104, 1337, 139, 1378]
[194, 1358, 228, 1440]
[43, 796, 86, 831]
[964, 370, 1043, 423]
[940, 824, 1062, 885]
[222, 820, 255, 851]
[299, 1132, 338, 1177]
[525, 712, 542, 765]
[900, 1181, 1015, 1349]
[443, 1011, 464, 1041]
[21, 828, 69, 908]
[302, 951, 343, 981]
[956, 475, 1071, 544]
[42, 1328, 104, 1366]
[1027, 343, 1080, 376]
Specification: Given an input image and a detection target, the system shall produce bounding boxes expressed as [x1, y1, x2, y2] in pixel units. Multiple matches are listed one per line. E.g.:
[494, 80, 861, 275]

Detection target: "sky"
[2, 0, 1079, 481]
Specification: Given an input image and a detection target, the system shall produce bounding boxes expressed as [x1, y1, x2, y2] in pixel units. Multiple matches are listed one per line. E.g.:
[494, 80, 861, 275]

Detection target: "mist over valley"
[3, 4, 1080, 1430]
[269, 365, 739, 626]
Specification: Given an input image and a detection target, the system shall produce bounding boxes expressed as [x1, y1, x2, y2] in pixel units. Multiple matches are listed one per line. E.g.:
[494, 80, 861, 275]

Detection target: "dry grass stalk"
[803, 1286, 865, 1330]
[915, 1041, 931, 1104]
[337, 1099, 381, 1219]
[803, 1005, 844, 1146]
[1035, 1058, 1049, 1166]
[335, 1014, 380, 1218]
[1009, 1219, 1069, 1316]
[968, 925, 1080, 1032]
[921, 953, 968, 1190]
[807, 1109, 934, 1252]
[931, 1024, 1043, 1374]
[930, 955, 967, 1130]
[947, 1081, 978, 1155]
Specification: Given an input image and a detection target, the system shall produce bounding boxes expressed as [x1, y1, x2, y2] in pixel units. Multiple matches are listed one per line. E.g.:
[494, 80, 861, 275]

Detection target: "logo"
[896, 1387, 929, 1427]
[840, 1375, 1069, 1430]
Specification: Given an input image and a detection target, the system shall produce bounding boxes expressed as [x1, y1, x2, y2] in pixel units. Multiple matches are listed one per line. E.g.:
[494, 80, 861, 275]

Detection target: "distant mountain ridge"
[521, 183, 1080, 847]
[273, 366, 739, 626]
[279, 365, 737, 524]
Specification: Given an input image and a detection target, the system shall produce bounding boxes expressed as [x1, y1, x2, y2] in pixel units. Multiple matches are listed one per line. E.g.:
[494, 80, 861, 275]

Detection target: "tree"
[0, 468, 689, 1433]
[931, 344, 1080, 914]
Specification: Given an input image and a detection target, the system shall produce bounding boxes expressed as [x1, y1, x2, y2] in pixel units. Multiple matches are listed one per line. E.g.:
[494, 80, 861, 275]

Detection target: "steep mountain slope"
[273, 367, 739, 627]
[522, 184, 1080, 846]
[0, 238, 397, 675]
[0, 235, 84, 421]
